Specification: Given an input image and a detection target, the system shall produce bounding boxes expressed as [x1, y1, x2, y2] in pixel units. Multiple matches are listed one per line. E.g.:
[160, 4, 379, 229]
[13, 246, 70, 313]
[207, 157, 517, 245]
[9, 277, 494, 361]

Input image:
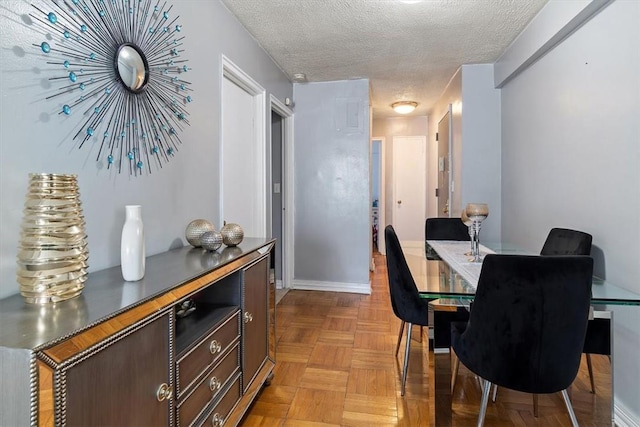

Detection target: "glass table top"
[411, 241, 640, 306]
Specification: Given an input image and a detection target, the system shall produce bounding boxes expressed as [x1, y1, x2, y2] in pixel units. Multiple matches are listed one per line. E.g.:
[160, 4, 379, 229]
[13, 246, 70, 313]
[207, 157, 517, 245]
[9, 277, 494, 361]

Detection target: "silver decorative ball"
[185, 219, 215, 247]
[221, 222, 244, 246]
[200, 230, 223, 251]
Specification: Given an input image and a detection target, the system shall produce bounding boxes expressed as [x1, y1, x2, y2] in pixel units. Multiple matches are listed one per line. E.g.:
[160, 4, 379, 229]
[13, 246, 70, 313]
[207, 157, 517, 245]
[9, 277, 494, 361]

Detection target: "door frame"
[371, 137, 386, 255]
[220, 55, 266, 235]
[269, 95, 294, 290]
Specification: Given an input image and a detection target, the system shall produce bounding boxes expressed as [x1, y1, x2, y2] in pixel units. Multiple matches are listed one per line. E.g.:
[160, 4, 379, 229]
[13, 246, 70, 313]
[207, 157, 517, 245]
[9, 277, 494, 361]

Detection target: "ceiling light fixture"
[392, 101, 418, 114]
[292, 73, 307, 82]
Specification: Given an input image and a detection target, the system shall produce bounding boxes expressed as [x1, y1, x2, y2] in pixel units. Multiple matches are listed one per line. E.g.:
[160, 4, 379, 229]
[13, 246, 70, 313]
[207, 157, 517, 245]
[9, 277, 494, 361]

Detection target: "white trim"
[275, 279, 283, 290]
[292, 279, 371, 295]
[269, 95, 294, 290]
[220, 55, 267, 236]
[615, 403, 640, 427]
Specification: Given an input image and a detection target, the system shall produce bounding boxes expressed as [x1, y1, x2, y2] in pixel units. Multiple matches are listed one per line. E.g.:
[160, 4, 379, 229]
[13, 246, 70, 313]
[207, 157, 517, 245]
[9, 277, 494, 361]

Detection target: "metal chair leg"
[401, 322, 413, 396]
[491, 384, 498, 402]
[477, 379, 492, 427]
[395, 320, 406, 356]
[586, 353, 596, 393]
[561, 388, 580, 427]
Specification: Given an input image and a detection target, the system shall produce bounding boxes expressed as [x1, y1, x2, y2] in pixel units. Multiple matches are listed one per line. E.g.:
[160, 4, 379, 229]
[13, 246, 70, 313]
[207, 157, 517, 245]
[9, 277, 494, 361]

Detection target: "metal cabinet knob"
[156, 383, 172, 402]
[244, 312, 253, 323]
[209, 339, 221, 354]
[211, 412, 224, 426]
[209, 376, 221, 391]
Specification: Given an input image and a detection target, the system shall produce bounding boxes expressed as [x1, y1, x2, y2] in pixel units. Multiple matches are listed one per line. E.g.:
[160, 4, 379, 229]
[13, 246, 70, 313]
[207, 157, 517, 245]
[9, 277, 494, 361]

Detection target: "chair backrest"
[384, 225, 429, 326]
[455, 254, 593, 394]
[425, 217, 470, 241]
[540, 227, 592, 256]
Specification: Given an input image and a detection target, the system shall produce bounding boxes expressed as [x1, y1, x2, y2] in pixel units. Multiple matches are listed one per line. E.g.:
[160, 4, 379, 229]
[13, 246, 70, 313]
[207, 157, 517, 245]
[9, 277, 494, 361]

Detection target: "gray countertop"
[0, 238, 274, 350]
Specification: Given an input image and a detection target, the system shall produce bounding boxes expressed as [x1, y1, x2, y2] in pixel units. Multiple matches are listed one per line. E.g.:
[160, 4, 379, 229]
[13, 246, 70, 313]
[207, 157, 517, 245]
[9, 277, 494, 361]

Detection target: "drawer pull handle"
[212, 412, 224, 426]
[209, 339, 221, 354]
[209, 376, 221, 391]
[244, 312, 253, 323]
[156, 383, 172, 402]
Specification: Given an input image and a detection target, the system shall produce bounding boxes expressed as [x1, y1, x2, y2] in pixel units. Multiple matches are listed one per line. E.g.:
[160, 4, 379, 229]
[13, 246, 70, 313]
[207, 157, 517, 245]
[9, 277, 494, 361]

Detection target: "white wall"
[500, 0, 639, 421]
[0, 1, 292, 299]
[292, 80, 371, 293]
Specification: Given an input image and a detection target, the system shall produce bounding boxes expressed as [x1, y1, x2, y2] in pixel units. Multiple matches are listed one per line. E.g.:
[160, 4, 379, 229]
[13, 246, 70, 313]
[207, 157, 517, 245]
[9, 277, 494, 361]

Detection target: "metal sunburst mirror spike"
[30, 0, 193, 176]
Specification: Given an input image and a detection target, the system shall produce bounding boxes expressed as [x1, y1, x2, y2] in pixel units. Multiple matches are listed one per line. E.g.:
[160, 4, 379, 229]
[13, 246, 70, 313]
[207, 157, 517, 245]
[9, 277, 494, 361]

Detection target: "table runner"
[426, 240, 495, 290]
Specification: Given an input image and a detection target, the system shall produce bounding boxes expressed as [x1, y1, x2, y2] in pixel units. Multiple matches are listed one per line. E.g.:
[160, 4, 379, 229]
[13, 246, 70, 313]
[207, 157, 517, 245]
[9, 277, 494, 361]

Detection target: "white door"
[392, 136, 426, 246]
[221, 57, 266, 237]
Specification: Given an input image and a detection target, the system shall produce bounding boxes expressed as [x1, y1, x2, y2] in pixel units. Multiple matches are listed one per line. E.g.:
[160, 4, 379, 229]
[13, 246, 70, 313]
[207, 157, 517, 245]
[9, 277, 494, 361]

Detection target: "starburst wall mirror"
[30, 0, 193, 176]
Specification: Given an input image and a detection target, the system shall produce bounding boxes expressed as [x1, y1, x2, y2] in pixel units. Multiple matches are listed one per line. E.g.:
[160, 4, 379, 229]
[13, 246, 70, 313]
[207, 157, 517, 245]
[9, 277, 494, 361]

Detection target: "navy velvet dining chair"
[385, 225, 430, 396]
[451, 254, 594, 426]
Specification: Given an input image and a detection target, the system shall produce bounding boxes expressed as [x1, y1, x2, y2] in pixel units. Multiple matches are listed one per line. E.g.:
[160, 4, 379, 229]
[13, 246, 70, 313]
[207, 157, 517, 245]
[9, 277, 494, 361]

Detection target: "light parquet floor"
[243, 252, 612, 426]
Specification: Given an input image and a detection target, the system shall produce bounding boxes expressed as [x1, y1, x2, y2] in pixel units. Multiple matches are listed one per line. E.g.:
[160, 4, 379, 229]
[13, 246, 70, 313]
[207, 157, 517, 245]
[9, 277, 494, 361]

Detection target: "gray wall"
[500, 0, 639, 420]
[0, 1, 292, 299]
[460, 64, 501, 243]
[427, 66, 501, 243]
[293, 80, 371, 290]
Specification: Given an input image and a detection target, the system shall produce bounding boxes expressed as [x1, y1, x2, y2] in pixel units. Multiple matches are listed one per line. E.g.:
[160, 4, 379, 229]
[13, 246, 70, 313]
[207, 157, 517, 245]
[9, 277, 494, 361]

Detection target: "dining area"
[385, 203, 640, 426]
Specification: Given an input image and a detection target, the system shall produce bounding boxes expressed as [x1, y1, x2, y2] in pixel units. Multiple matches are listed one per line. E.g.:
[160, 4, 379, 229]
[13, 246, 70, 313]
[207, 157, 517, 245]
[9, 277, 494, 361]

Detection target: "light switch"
[274, 183, 281, 194]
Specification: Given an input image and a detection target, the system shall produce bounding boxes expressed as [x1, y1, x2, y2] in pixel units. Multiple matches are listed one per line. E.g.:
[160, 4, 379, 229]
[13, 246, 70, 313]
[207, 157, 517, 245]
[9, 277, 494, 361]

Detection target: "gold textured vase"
[16, 173, 89, 304]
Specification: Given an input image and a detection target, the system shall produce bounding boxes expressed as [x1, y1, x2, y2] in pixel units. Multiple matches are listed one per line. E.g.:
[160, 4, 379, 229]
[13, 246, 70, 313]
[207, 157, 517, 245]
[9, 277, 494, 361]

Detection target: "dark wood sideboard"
[0, 238, 276, 426]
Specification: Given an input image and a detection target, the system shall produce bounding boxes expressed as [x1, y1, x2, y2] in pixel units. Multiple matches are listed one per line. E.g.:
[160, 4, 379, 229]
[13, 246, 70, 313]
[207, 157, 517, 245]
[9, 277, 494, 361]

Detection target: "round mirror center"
[116, 44, 148, 92]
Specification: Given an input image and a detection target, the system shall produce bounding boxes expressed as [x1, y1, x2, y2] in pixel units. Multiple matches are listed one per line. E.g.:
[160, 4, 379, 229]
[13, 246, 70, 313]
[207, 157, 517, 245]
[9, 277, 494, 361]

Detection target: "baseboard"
[292, 279, 371, 295]
[615, 402, 640, 427]
[275, 279, 283, 290]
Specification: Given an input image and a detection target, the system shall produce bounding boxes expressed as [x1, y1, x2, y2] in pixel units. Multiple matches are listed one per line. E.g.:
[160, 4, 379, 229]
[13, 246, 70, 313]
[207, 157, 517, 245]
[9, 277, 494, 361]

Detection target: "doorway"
[392, 136, 426, 247]
[269, 95, 294, 291]
[371, 137, 386, 256]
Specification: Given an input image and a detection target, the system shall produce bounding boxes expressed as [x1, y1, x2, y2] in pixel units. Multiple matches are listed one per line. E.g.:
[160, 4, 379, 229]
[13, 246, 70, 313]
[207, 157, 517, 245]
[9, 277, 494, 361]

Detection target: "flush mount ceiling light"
[292, 73, 307, 82]
[392, 101, 418, 114]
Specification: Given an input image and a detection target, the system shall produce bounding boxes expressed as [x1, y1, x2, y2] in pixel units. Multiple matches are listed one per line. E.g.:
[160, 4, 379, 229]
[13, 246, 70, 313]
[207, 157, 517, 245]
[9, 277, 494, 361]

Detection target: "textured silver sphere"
[185, 219, 215, 247]
[221, 222, 244, 246]
[200, 230, 223, 251]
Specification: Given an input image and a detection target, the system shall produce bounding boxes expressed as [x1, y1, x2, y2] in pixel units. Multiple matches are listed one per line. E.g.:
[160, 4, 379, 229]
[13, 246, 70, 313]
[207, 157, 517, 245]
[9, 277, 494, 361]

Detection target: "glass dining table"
[405, 240, 640, 426]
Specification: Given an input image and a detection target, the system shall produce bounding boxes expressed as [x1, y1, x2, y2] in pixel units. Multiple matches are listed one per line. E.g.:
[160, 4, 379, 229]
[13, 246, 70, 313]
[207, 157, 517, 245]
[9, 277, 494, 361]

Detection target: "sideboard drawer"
[177, 343, 240, 427]
[202, 376, 242, 427]
[177, 310, 240, 395]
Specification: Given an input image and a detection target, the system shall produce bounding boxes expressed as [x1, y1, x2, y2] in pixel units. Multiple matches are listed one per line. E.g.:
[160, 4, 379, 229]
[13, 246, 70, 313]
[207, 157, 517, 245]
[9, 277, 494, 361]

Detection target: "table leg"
[430, 301, 470, 426]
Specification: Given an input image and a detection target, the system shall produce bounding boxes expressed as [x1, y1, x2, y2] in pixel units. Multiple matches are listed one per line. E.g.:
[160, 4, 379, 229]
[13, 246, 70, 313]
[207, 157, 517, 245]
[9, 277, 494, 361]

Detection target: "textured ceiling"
[220, 0, 548, 118]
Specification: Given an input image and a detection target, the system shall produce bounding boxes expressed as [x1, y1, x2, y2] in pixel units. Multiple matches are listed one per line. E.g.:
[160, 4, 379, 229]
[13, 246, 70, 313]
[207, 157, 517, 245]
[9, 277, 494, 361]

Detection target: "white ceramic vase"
[121, 205, 145, 281]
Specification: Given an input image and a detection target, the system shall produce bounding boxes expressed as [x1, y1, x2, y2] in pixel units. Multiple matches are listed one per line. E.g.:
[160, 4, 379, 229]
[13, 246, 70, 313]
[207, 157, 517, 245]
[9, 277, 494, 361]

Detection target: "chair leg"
[491, 384, 498, 402]
[533, 394, 539, 417]
[561, 389, 580, 427]
[395, 320, 406, 356]
[477, 379, 492, 427]
[586, 353, 596, 393]
[401, 322, 413, 396]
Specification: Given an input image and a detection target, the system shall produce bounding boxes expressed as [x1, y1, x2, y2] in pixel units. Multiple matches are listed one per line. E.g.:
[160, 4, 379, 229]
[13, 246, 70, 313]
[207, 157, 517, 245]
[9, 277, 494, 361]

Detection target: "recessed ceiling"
[220, 0, 548, 118]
